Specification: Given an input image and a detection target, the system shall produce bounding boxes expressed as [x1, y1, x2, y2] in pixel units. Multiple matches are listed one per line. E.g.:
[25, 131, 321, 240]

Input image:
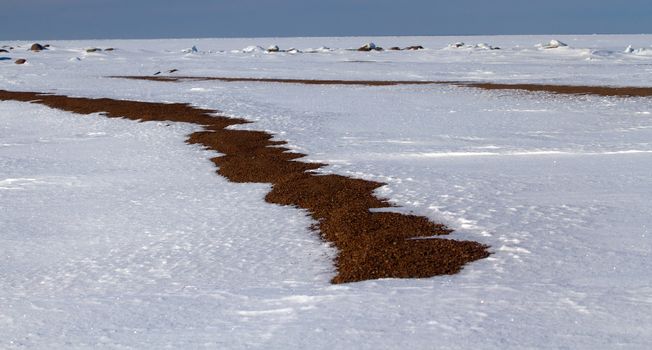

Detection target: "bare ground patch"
[0, 89, 489, 283]
[113, 75, 652, 97]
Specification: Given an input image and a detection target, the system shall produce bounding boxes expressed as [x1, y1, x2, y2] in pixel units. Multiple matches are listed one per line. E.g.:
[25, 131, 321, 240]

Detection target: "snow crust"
[1, 35, 652, 349]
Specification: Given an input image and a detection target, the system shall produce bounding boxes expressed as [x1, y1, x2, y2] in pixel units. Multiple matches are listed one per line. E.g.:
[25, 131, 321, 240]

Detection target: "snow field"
[1, 35, 652, 348]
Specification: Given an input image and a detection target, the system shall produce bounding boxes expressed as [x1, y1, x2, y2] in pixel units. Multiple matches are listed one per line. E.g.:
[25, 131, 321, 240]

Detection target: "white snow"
[446, 42, 498, 50]
[538, 39, 569, 49]
[623, 45, 652, 56]
[447, 41, 466, 48]
[239, 45, 266, 53]
[1, 35, 652, 349]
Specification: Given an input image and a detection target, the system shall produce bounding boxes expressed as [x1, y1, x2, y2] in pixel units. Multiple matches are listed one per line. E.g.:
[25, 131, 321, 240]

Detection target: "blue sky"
[1, 0, 650, 40]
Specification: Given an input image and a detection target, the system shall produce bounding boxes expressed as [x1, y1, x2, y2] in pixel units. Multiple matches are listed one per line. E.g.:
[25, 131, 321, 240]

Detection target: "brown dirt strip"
[113, 75, 442, 86]
[464, 82, 652, 98]
[113, 75, 652, 97]
[0, 89, 489, 284]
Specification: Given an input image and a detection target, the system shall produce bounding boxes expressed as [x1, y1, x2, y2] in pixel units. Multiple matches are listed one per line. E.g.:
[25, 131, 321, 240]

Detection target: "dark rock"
[388, 47, 401, 51]
[15, 58, 27, 64]
[153, 71, 161, 75]
[0, 57, 11, 61]
[104, 48, 115, 51]
[266, 45, 280, 52]
[168, 69, 178, 73]
[0, 49, 8, 53]
[357, 43, 383, 51]
[30, 43, 45, 51]
[404, 45, 424, 50]
[86, 48, 102, 53]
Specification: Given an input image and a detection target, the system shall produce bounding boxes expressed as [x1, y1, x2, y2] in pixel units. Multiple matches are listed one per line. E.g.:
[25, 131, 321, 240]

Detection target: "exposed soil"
[113, 75, 442, 86]
[0, 89, 490, 284]
[113, 76, 652, 97]
[464, 82, 652, 97]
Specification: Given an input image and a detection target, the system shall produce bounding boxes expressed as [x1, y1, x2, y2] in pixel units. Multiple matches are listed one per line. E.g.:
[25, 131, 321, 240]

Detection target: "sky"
[1, 0, 650, 40]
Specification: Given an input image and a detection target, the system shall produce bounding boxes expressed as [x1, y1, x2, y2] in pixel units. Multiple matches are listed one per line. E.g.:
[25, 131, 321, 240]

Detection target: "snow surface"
[1, 35, 652, 349]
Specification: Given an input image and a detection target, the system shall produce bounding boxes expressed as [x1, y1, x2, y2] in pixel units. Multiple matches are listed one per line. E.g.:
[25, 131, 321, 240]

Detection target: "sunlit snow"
[1, 35, 652, 349]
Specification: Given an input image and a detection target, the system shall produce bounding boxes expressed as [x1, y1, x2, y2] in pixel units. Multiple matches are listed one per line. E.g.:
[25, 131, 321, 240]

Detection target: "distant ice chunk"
[304, 46, 332, 53]
[623, 45, 652, 56]
[445, 42, 498, 50]
[241, 45, 266, 53]
[538, 40, 568, 49]
[474, 43, 500, 50]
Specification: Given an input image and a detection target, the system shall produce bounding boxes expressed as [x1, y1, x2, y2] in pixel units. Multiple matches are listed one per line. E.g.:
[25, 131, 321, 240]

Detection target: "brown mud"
[113, 75, 443, 86]
[114, 75, 652, 97]
[0, 89, 490, 284]
[464, 82, 652, 97]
